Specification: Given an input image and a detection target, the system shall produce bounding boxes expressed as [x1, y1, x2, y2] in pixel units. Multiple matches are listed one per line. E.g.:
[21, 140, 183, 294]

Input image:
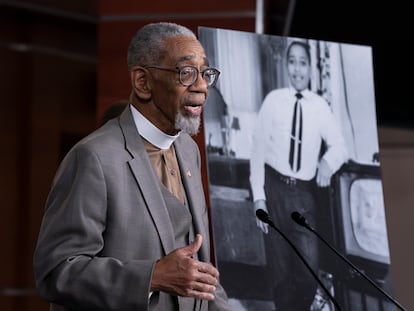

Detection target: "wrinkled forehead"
[163, 36, 208, 65]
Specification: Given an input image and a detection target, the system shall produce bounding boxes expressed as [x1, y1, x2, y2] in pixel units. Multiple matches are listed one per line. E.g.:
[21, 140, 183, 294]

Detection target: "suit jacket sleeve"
[33, 142, 154, 310]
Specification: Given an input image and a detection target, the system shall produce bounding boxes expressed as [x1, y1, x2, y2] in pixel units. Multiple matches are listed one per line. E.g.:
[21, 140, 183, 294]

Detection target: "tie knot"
[295, 93, 303, 99]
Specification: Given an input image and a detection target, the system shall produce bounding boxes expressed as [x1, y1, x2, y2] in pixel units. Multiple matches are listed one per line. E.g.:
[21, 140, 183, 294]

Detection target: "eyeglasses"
[144, 65, 220, 88]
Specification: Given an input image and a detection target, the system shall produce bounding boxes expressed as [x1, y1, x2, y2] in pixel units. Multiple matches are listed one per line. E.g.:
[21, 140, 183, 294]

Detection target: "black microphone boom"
[255, 209, 342, 311]
[291, 211, 406, 311]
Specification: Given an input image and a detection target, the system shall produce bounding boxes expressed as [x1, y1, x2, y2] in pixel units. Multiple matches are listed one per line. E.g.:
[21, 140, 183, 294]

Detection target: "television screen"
[349, 179, 389, 258]
[339, 172, 390, 265]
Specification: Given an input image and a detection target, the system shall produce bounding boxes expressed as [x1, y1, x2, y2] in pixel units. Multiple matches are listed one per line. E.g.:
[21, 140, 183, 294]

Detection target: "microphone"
[291, 211, 312, 230]
[256, 208, 272, 224]
[256, 209, 342, 311]
[291, 211, 407, 311]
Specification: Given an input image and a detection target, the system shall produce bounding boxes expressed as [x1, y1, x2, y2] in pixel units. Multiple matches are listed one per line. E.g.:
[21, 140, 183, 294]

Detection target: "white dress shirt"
[249, 87, 348, 202]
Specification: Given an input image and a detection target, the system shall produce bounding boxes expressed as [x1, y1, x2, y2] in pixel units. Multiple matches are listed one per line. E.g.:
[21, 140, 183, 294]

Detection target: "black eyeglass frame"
[144, 65, 220, 88]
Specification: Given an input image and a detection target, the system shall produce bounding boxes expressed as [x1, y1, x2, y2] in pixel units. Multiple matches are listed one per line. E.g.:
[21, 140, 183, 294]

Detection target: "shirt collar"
[130, 104, 180, 150]
[290, 87, 311, 100]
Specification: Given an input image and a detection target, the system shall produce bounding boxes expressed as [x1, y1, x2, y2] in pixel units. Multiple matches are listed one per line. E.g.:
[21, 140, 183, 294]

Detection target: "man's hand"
[316, 158, 333, 187]
[253, 199, 269, 234]
[151, 234, 218, 301]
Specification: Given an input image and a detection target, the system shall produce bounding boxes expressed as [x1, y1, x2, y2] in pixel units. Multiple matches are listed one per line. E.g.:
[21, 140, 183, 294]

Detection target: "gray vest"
[149, 183, 204, 311]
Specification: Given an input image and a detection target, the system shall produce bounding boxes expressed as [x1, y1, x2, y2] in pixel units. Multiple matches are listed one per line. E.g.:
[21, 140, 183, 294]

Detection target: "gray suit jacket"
[33, 106, 232, 311]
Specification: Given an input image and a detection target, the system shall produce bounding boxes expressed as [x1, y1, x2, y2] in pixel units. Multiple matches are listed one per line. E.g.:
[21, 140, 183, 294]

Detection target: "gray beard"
[175, 112, 200, 136]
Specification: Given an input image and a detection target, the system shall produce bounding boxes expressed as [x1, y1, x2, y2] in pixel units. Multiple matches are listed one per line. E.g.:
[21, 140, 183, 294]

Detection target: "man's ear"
[130, 67, 152, 100]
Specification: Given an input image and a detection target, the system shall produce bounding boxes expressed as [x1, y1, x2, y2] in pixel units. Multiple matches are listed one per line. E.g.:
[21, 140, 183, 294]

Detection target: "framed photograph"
[199, 27, 395, 311]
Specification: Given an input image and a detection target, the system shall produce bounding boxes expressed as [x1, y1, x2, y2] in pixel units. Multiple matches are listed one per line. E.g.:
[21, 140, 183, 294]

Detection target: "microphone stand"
[256, 209, 342, 311]
[291, 211, 406, 311]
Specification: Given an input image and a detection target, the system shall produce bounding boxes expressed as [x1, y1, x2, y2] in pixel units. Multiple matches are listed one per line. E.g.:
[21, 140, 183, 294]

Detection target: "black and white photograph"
[199, 27, 395, 311]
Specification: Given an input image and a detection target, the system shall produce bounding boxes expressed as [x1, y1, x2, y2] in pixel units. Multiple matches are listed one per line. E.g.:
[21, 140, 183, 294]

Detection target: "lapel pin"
[186, 170, 191, 177]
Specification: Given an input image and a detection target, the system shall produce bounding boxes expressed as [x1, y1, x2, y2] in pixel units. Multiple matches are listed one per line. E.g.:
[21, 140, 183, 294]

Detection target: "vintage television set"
[329, 160, 395, 310]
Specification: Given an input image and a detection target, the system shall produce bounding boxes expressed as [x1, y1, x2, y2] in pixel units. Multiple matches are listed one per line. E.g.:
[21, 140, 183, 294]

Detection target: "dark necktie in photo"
[289, 92, 303, 172]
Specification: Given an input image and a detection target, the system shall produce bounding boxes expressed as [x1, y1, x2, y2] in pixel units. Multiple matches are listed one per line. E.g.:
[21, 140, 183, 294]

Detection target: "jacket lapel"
[174, 136, 211, 262]
[118, 107, 175, 255]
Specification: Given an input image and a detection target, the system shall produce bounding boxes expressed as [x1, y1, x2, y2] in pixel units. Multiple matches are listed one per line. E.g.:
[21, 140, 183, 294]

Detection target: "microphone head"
[291, 211, 307, 227]
[256, 209, 270, 224]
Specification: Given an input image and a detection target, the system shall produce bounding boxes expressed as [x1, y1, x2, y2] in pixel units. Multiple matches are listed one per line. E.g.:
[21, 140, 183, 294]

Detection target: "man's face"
[287, 44, 311, 92]
[149, 36, 209, 135]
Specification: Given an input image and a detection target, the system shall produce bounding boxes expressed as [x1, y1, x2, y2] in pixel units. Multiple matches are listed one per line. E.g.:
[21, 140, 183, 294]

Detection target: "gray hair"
[127, 22, 196, 71]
